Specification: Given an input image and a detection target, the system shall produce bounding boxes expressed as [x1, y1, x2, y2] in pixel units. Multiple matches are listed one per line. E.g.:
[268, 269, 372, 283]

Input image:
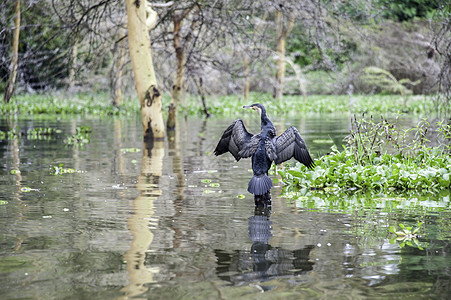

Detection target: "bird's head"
[243, 103, 265, 117]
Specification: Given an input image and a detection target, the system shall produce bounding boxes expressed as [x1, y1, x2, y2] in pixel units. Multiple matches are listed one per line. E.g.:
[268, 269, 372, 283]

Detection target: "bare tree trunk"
[111, 31, 126, 106]
[68, 37, 78, 90]
[167, 8, 195, 131]
[274, 11, 294, 101]
[126, 0, 165, 142]
[4, 0, 21, 103]
[243, 53, 250, 101]
[194, 77, 210, 117]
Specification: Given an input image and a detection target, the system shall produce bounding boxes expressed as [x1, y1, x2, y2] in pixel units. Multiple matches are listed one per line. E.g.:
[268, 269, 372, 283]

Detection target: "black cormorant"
[214, 103, 314, 205]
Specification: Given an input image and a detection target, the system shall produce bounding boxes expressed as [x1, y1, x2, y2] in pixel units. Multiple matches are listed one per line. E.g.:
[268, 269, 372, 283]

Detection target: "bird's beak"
[243, 105, 254, 110]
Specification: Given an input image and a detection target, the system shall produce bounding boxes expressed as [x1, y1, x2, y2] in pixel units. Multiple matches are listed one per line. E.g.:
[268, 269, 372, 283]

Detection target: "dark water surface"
[0, 114, 450, 299]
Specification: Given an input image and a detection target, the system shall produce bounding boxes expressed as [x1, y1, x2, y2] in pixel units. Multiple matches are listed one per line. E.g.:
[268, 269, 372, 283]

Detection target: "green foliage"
[362, 67, 420, 106]
[185, 93, 434, 116]
[0, 92, 437, 118]
[377, 0, 439, 21]
[280, 116, 451, 193]
[0, 93, 140, 116]
[0, 2, 71, 89]
[287, 26, 356, 69]
[362, 67, 420, 95]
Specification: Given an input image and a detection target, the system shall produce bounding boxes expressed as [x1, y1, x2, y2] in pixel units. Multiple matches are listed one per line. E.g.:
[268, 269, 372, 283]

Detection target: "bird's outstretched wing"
[274, 126, 315, 168]
[238, 134, 260, 158]
[214, 119, 254, 161]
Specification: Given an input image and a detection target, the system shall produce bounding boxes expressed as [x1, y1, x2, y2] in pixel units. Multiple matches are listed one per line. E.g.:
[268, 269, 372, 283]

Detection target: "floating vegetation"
[121, 148, 140, 153]
[0, 200, 8, 205]
[0, 92, 140, 116]
[64, 126, 91, 146]
[50, 164, 82, 175]
[280, 116, 451, 194]
[26, 127, 59, 140]
[237, 194, 246, 199]
[0, 92, 438, 118]
[0, 127, 61, 140]
[201, 179, 211, 184]
[203, 189, 215, 194]
[389, 222, 425, 250]
[0, 128, 19, 140]
[20, 187, 40, 192]
[10, 170, 21, 175]
[210, 183, 220, 187]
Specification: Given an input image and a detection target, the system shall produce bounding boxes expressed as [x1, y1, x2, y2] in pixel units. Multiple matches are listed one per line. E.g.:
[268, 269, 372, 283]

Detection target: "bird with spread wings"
[214, 103, 314, 206]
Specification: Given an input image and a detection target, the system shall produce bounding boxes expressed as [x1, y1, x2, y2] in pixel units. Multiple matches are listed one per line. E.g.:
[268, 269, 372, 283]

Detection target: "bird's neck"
[260, 114, 272, 129]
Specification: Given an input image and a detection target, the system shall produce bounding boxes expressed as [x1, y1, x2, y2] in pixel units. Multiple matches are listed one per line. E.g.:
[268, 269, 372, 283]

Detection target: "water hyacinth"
[280, 116, 451, 194]
[280, 146, 450, 193]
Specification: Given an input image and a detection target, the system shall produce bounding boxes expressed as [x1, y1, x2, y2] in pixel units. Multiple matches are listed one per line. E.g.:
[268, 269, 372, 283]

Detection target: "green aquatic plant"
[0, 92, 436, 117]
[64, 126, 91, 146]
[0, 93, 141, 116]
[389, 222, 425, 250]
[280, 145, 450, 193]
[0, 127, 61, 140]
[280, 116, 451, 193]
[26, 127, 60, 140]
[20, 187, 40, 192]
[49, 164, 82, 175]
[0, 128, 19, 140]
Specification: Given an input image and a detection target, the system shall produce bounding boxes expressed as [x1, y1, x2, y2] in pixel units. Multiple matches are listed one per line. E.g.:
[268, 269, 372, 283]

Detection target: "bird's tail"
[247, 174, 272, 195]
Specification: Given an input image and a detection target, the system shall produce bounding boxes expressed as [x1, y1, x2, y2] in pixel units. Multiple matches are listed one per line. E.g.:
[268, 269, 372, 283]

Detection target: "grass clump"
[280, 115, 451, 194]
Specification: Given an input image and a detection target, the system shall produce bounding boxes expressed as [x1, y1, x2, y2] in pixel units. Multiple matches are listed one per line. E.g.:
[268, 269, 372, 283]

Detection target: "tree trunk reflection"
[121, 141, 164, 299]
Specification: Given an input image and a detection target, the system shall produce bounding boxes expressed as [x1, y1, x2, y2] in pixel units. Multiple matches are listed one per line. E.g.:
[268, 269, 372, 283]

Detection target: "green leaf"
[389, 226, 396, 233]
[288, 170, 304, 178]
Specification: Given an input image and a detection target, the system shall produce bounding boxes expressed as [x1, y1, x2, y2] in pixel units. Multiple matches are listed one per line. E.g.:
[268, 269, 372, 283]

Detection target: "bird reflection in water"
[215, 206, 315, 287]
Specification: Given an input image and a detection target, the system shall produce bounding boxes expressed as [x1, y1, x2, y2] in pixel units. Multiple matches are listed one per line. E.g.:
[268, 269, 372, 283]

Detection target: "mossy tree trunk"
[4, 0, 21, 103]
[274, 11, 294, 101]
[126, 0, 165, 142]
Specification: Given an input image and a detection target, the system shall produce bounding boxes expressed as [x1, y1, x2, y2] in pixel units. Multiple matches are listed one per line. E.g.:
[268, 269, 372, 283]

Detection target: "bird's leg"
[254, 191, 271, 207]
